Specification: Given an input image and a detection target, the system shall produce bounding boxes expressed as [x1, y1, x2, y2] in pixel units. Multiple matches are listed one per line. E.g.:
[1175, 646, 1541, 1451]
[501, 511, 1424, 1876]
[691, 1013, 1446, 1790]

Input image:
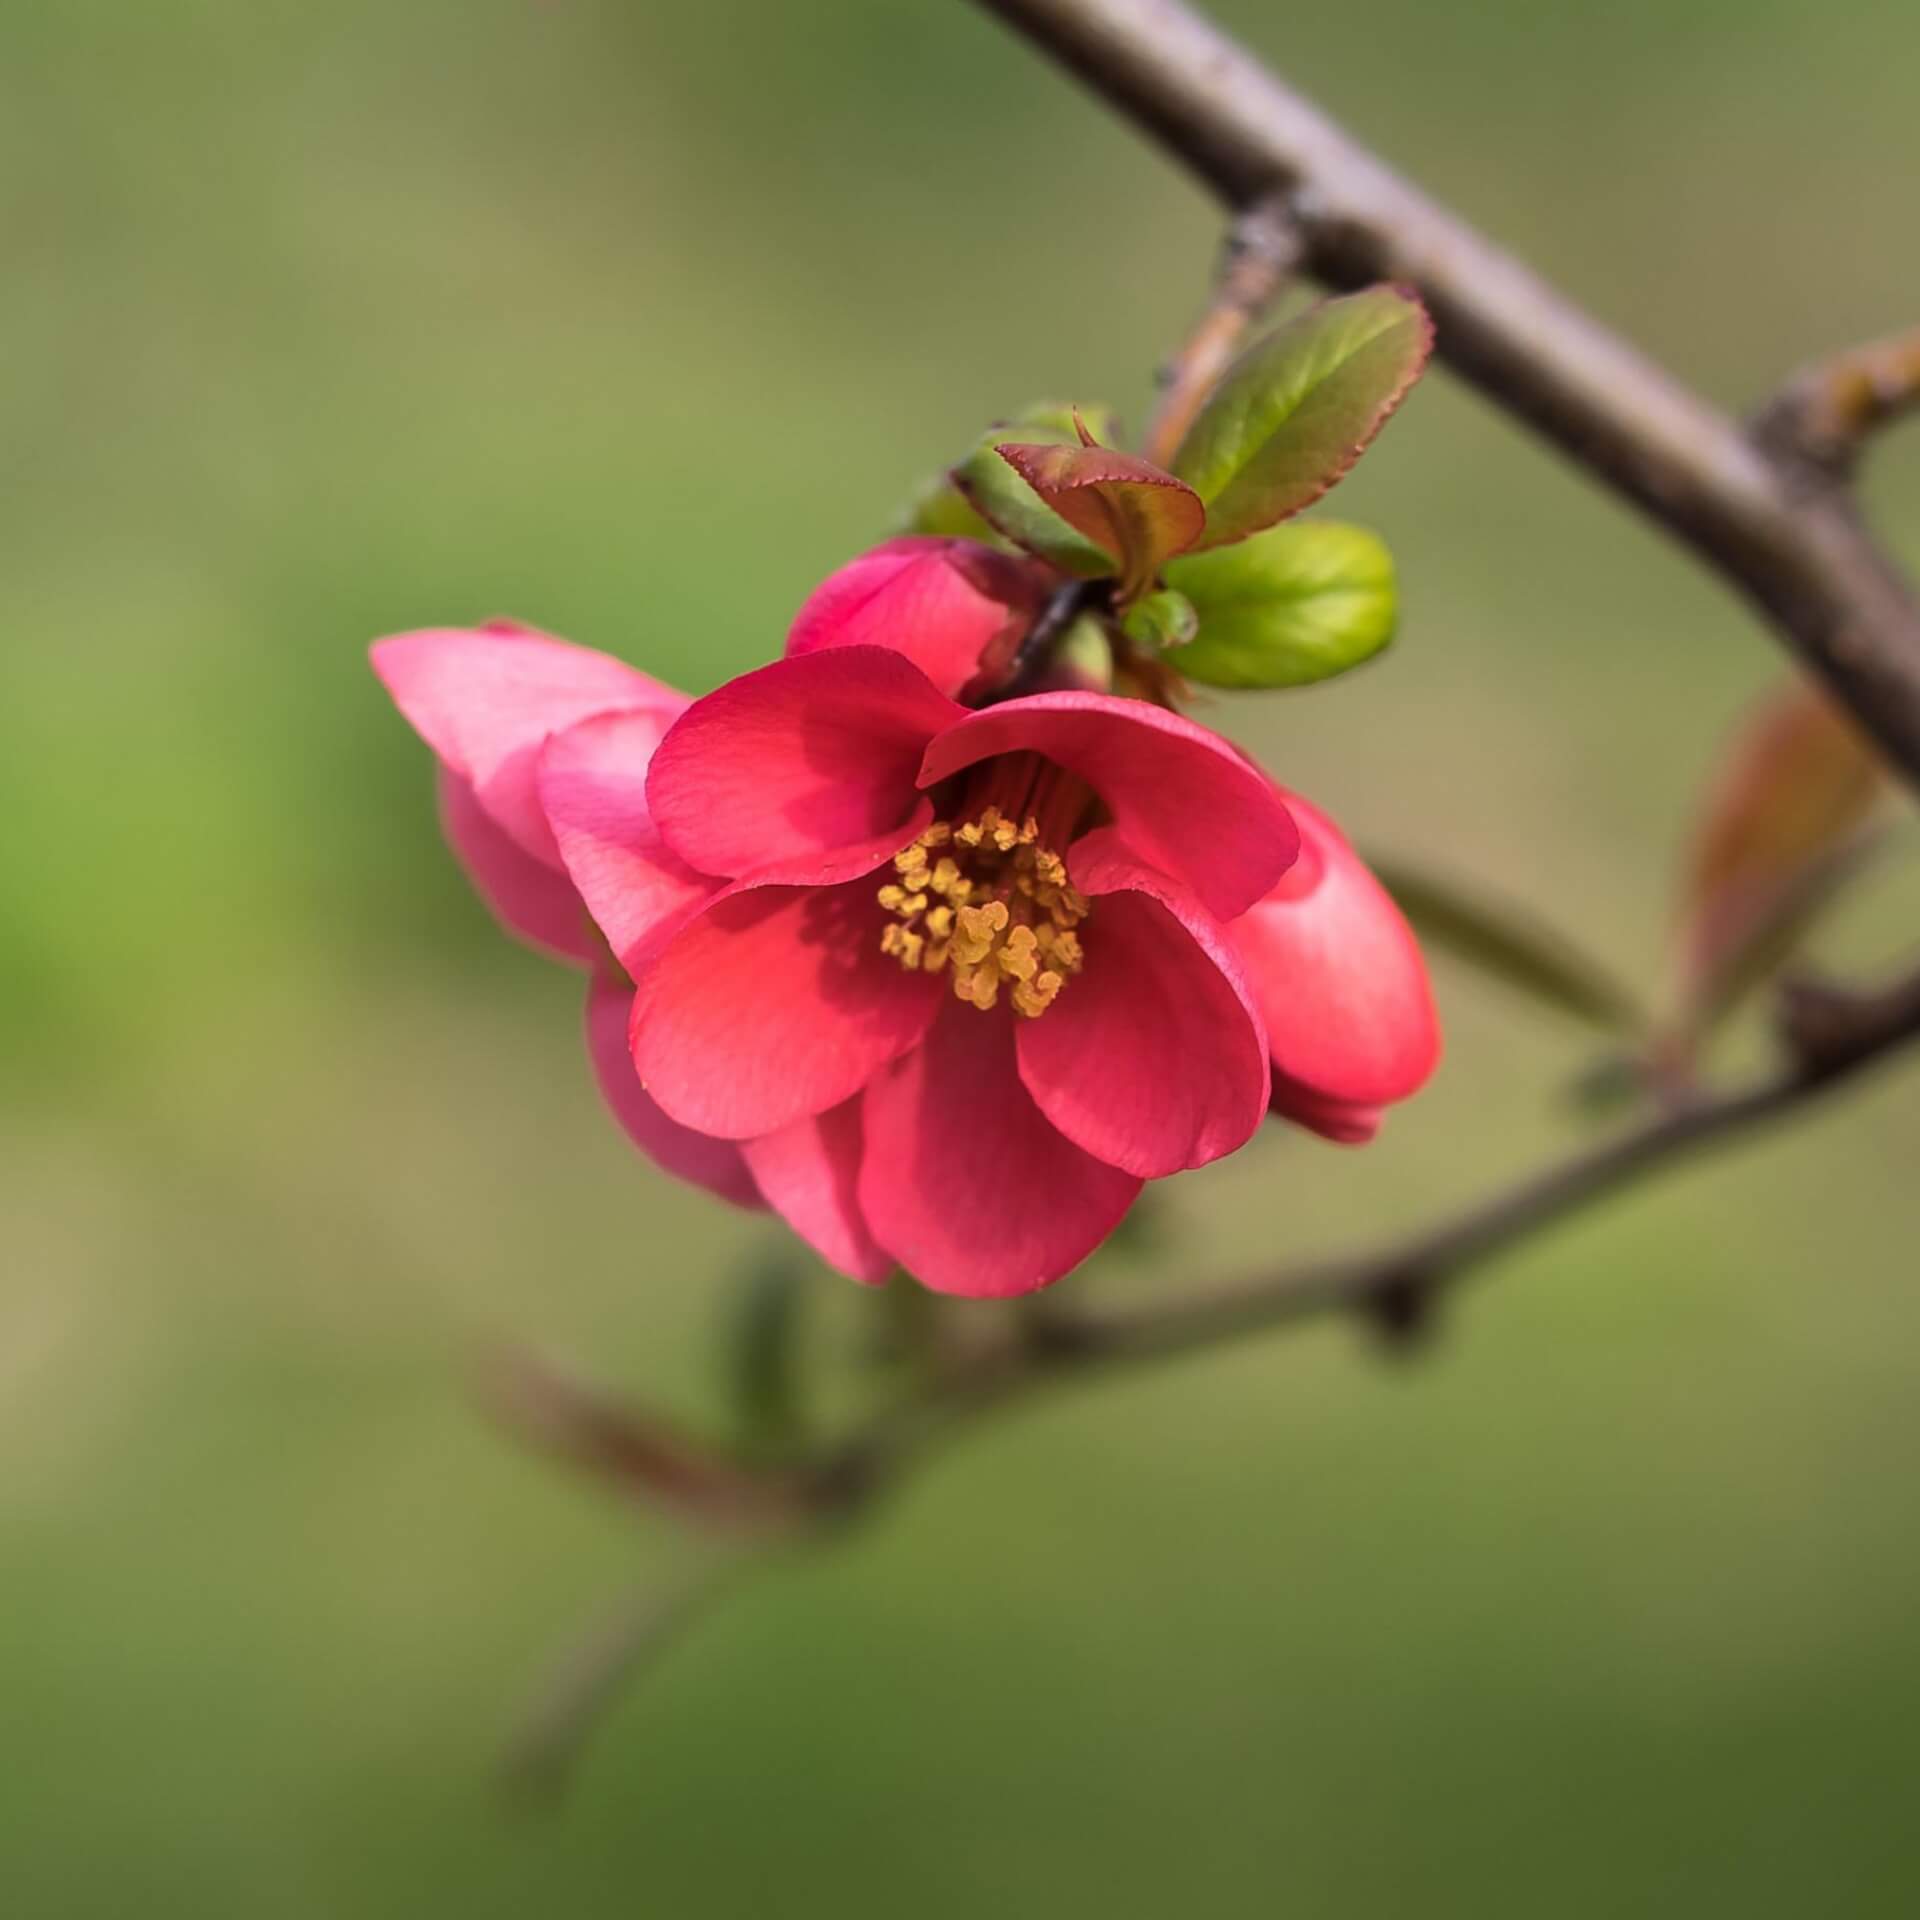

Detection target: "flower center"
[876, 755, 1093, 1019]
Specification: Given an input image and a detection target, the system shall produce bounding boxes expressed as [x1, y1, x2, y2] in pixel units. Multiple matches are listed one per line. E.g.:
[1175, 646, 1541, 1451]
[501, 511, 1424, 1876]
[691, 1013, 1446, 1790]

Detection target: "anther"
[875, 811, 1092, 1017]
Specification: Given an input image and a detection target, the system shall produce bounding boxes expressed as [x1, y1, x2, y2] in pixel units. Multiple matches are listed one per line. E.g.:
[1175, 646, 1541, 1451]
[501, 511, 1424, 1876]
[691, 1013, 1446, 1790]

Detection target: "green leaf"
[1163, 521, 1396, 687]
[724, 1243, 814, 1456]
[1171, 286, 1432, 549]
[951, 403, 1120, 578]
[1366, 854, 1646, 1038]
[898, 469, 1003, 544]
[1120, 588, 1198, 652]
[993, 440, 1203, 599]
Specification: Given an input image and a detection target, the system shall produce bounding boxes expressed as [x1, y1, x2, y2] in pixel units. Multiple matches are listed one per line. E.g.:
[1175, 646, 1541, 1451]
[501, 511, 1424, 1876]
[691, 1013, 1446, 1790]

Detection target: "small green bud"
[1120, 588, 1199, 653]
[1038, 611, 1115, 692]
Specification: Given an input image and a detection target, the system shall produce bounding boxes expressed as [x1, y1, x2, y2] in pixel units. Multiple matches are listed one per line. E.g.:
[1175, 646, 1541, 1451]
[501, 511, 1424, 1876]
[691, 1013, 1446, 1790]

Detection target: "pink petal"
[372, 623, 685, 862]
[742, 1098, 893, 1284]
[1229, 787, 1441, 1139]
[585, 972, 761, 1208]
[1266, 1081, 1384, 1145]
[631, 873, 944, 1140]
[1017, 829, 1270, 1178]
[646, 647, 963, 881]
[537, 710, 721, 974]
[918, 693, 1298, 921]
[858, 1000, 1142, 1297]
[786, 537, 1045, 701]
[438, 768, 596, 965]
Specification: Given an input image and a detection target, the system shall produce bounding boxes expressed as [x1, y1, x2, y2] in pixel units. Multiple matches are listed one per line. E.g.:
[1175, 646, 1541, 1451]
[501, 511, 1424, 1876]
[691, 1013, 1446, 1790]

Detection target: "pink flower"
[371, 546, 1438, 1297]
[370, 619, 761, 1211]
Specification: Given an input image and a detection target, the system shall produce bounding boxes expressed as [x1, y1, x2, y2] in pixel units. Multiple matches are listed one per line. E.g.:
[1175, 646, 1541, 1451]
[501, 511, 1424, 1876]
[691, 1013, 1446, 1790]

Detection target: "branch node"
[1362, 1272, 1444, 1354]
[1775, 963, 1920, 1082]
[1753, 324, 1920, 483]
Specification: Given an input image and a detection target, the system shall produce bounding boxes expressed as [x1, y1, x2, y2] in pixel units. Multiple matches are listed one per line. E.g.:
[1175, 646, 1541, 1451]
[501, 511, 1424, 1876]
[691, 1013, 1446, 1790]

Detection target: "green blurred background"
[5, 0, 1919, 1912]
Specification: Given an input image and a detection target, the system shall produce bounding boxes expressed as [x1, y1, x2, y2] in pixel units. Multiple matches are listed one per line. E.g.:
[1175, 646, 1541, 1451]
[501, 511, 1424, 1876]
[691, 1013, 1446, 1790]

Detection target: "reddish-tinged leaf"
[1669, 679, 1888, 1040]
[951, 404, 1122, 578]
[1171, 286, 1433, 549]
[993, 441, 1204, 600]
[1676, 826, 1889, 1050]
[477, 1345, 803, 1529]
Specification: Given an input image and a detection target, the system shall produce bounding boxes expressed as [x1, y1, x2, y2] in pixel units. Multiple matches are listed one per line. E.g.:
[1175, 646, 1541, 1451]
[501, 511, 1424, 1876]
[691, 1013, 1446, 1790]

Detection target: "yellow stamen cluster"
[879, 806, 1089, 1017]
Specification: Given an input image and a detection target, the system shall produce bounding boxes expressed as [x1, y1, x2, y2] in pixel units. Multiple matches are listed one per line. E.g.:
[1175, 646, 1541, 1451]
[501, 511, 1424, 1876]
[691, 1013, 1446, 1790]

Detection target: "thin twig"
[991, 575, 1105, 700]
[803, 958, 1920, 1511]
[504, 959, 1920, 1779]
[968, 0, 1920, 793]
[1142, 195, 1301, 466]
[1755, 325, 1920, 479]
[504, 1543, 766, 1797]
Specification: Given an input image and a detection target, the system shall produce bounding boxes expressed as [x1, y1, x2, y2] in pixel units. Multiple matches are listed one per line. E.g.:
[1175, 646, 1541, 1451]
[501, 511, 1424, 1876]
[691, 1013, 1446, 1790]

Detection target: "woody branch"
[974, 0, 1920, 794]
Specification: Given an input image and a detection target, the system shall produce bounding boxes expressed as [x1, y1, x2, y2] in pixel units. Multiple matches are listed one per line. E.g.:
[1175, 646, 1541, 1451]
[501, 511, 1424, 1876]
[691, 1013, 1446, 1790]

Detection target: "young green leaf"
[898, 468, 1005, 545]
[951, 404, 1122, 578]
[1171, 287, 1432, 550]
[1162, 520, 1396, 687]
[994, 441, 1204, 601]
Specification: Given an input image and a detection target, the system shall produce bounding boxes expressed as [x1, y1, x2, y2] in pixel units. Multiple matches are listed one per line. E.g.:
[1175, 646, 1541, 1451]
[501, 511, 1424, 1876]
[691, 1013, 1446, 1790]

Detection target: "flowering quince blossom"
[371, 537, 1438, 1297]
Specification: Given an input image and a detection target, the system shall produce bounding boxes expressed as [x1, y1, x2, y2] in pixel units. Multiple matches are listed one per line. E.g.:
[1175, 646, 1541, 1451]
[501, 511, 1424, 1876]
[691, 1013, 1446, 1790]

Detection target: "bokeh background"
[6, 1, 1919, 1912]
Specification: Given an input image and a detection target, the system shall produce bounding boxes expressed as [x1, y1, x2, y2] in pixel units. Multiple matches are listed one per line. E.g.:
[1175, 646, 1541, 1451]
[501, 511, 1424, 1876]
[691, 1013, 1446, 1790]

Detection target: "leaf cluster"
[910, 287, 1431, 691]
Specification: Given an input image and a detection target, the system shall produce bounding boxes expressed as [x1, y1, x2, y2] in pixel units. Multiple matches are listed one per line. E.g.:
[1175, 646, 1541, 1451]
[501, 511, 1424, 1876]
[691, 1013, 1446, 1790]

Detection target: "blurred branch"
[509, 957, 1920, 1778]
[800, 954, 1920, 1512]
[504, 1543, 765, 1798]
[524, 956, 1920, 1549]
[1756, 325, 1920, 478]
[1142, 195, 1301, 466]
[968, 0, 1920, 796]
